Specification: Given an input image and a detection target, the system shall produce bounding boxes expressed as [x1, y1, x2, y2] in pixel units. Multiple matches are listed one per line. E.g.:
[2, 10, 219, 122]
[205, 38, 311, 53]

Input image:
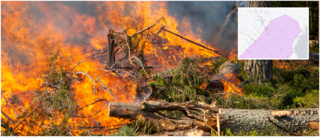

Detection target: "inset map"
[238, 8, 309, 60]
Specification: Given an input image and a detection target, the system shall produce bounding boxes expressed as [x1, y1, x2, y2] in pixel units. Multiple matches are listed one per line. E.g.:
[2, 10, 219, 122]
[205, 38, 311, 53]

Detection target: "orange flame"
[220, 73, 244, 97]
[1, 1, 238, 135]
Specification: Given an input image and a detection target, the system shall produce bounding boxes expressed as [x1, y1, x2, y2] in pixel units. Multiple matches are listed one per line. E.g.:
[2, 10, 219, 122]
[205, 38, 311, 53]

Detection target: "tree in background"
[244, 1, 273, 86]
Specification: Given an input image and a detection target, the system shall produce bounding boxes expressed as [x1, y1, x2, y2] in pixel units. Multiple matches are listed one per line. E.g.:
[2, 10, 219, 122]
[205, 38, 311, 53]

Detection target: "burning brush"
[1, 2, 243, 135]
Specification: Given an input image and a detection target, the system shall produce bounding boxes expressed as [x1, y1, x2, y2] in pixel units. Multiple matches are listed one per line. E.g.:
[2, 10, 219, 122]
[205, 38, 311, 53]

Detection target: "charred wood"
[206, 60, 242, 92]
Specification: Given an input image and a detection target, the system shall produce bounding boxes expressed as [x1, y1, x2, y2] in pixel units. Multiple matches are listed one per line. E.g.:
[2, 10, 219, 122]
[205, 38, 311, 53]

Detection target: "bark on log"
[108, 100, 319, 134]
[153, 129, 211, 136]
[108, 101, 319, 134]
[206, 60, 242, 91]
[219, 108, 319, 134]
[108, 101, 219, 132]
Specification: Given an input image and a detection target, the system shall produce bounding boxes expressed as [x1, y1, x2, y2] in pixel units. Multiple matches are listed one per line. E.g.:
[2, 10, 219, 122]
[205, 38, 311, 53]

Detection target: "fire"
[1, 1, 241, 135]
[228, 48, 238, 61]
[94, 1, 219, 70]
[220, 73, 244, 97]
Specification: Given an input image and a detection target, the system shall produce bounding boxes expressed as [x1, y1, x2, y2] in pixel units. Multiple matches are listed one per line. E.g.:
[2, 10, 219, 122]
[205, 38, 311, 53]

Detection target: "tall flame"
[1, 1, 241, 135]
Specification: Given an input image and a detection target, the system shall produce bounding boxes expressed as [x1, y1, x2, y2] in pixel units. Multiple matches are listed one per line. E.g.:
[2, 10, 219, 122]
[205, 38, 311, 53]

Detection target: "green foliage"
[215, 62, 319, 110]
[124, 117, 164, 135]
[273, 65, 319, 92]
[1, 119, 16, 136]
[219, 127, 319, 136]
[233, 58, 247, 81]
[293, 89, 319, 108]
[243, 83, 274, 97]
[215, 83, 311, 109]
[1, 50, 84, 136]
[215, 59, 319, 109]
[210, 56, 228, 74]
[149, 57, 206, 103]
[40, 119, 72, 136]
[112, 125, 136, 136]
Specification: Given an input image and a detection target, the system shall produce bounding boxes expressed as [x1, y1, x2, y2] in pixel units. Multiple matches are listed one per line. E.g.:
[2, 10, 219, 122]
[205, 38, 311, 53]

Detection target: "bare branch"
[1, 110, 15, 123]
[130, 17, 165, 37]
[70, 60, 85, 71]
[114, 38, 127, 57]
[13, 104, 40, 131]
[131, 56, 150, 79]
[163, 28, 221, 55]
[95, 74, 119, 102]
[268, 117, 298, 136]
[78, 99, 108, 110]
[74, 71, 96, 94]
[213, 2, 242, 45]
[123, 32, 132, 65]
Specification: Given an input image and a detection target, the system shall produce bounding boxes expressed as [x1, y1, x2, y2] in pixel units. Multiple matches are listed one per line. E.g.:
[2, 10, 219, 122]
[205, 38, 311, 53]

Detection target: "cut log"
[206, 60, 242, 92]
[309, 121, 319, 130]
[153, 129, 211, 136]
[219, 108, 319, 134]
[108, 101, 219, 132]
[108, 101, 319, 134]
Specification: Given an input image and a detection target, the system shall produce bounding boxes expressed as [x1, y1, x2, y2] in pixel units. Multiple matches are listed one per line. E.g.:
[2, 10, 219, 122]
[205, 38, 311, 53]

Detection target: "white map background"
[238, 8, 309, 60]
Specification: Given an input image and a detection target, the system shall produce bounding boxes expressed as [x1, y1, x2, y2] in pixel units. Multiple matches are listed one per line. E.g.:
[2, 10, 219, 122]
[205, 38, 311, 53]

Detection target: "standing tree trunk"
[106, 30, 116, 68]
[244, 1, 273, 85]
[244, 60, 273, 85]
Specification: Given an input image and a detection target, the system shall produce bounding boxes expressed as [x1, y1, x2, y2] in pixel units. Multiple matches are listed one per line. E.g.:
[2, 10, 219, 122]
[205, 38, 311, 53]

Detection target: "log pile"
[108, 101, 220, 133]
[108, 101, 319, 135]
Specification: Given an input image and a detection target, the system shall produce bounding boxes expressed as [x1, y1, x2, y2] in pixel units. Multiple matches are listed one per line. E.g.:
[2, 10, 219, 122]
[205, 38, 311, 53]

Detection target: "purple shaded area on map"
[240, 14, 301, 59]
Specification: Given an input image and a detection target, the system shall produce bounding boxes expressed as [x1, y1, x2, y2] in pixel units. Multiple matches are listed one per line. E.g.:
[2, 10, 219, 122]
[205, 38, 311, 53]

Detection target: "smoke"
[2, 1, 241, 68]
[30, 1, 240, 51]
[167, 1, 239, 52]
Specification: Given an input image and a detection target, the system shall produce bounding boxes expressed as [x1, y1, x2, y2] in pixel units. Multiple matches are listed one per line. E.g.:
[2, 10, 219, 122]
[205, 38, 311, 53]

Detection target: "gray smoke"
[27, 1, 240, 53]
[167, 1, 240, 53]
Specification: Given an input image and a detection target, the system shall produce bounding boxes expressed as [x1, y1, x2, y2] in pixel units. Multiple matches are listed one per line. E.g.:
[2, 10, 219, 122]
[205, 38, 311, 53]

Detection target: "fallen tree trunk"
[108, 101, 319, 134]
[219, 108, 319, 134]
[108, 101, 219, 132]
[153, 129, 211, 136]
[206, 60, 242, 92]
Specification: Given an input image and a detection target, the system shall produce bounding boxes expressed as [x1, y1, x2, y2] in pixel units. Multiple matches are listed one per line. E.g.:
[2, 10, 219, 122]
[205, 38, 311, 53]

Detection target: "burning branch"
[129, 17, 165, 37]
[78, 98, 108, 110]
[13, 104, 41, 131]
[74, 71, 96, 94]
[162, 27, 221, 55]
[70, 60, 85, 71]
[12, 52, 62, 133]
[115, 37, 127, 57]
[1, 110, 15, 123]
[95, 74, 119, 102]
[124, 31, 132, 65]
[131, 56, 150, 79]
